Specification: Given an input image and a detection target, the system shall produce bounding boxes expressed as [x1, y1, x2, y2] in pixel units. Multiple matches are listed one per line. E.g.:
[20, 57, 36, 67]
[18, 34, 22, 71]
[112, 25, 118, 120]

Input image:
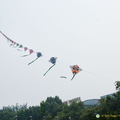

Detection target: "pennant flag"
[70, 65, 82, 80]
[43, 57, 57, 76]
[28, 52, 42, 65]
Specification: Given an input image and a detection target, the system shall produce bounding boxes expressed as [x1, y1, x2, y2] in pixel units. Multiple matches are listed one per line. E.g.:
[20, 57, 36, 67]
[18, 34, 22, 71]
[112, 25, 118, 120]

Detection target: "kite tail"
[43, 64, 55, 76]
[10, 44, 14, 47]
[28, 57, 38, 65]
[21, 54, 30, 57]
[17, 49, 23, 51]
[71, 73, 76, 80]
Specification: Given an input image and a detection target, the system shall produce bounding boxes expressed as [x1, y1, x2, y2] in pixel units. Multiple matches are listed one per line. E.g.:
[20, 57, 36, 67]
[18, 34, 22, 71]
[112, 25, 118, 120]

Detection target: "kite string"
[58, 57, 116, 82]
[57, 59, 115, 82]
[28, 57, 39, 65]
[84, 70, 115, 83]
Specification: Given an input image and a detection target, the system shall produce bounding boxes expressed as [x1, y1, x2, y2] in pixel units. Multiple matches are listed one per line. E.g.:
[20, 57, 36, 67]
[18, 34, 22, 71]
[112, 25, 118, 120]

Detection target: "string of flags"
[0, 31, 82, 80]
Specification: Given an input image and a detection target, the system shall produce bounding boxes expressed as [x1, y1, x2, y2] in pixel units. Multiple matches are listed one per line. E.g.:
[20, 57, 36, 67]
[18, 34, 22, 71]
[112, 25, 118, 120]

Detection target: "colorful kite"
[9, 40, 15, 47]
[43, 57, 57, 76]
[70, 65, 82, 80]
[28, 52, 42, 65]
[60, 76, 67, 79]
[18, 46, 28, 51]
[24, 47, 28, 51]
[17, 44, 24, 51]
[21, 49, 34, 57]
[15, 43, 20, 47]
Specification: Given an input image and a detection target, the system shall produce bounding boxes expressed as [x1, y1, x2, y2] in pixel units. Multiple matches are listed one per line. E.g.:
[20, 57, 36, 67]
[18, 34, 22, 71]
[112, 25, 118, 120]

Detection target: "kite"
[28, 52, 42, 65]
[70, 65, 82, 80]
[43, 57, 57, 76]
[24, 47, 28, 51]
[0, 31, 84, 80]
[21, 49, 34, 57]
[18, 46, 28, 51]
[17, 44, 24, 51]
[15, 43, 20, 48]
[9, 40, 16, 47]
[60, 76, 67, 79]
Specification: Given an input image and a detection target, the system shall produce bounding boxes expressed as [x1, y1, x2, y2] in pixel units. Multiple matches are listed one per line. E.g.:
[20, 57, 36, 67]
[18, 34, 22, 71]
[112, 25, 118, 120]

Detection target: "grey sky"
[0, 0, 120, 108]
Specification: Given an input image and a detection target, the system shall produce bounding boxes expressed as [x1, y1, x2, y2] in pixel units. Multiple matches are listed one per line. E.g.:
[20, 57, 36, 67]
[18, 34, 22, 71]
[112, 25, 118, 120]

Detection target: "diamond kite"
[70, 65, 82, 80]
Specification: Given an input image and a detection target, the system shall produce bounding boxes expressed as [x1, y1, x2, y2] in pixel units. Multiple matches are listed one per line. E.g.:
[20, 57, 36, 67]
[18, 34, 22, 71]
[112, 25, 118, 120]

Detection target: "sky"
[0, 0, 120, 108]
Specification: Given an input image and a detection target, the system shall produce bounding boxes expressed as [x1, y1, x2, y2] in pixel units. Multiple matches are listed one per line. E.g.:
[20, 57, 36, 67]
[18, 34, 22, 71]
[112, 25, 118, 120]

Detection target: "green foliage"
[57, 101, 84, 120]
[80, 92, 120, 120]
[0, 110, 16, 120]
[17, 106, 41, 120]
[115, 81, 120, 90]
[40, 101, 46, 118]
[0, 103, 27, 120]
[44, 96, 63, 118]
[0, 88, 120, 120]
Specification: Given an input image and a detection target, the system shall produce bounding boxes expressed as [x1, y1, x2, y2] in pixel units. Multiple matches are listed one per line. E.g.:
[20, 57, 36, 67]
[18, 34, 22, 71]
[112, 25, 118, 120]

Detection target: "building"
[83, 99, 99, 105]
[100, 93, 114, 98]
[64, 97, 81, 105]
[64, 92, 118, 106]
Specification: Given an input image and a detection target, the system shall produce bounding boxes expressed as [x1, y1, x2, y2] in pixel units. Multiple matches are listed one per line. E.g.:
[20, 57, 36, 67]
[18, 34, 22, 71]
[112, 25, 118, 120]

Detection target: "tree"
[40, 101, 46, 119]
[115, 81, 120, 91]
[44, 96, 63, 119]
[57, 101, 84, 120]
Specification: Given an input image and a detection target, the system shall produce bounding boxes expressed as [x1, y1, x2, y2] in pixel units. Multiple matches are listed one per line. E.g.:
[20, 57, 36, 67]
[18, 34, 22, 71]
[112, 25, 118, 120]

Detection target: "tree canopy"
[0, 83, 120, 120]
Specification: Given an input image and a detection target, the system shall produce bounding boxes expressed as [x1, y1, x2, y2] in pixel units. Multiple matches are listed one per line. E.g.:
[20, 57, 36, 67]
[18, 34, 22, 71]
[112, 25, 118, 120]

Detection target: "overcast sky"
[0, 0, 120, 108]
